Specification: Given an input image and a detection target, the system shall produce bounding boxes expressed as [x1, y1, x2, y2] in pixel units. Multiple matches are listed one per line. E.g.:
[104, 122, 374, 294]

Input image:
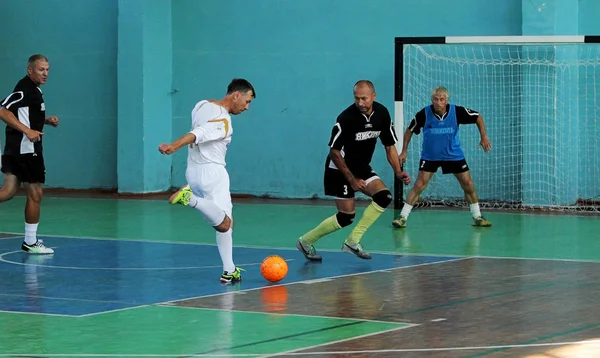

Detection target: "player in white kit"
[158, 78, 256, 283]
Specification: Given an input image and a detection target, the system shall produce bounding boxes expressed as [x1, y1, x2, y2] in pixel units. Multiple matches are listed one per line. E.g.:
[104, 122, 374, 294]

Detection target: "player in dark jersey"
[0, 54, 59, 254]
[296, 80, 411, 261]
[392, 86, 492, 229]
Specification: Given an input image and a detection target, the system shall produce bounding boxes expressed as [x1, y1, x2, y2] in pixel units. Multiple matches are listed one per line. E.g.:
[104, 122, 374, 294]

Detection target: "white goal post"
[393, 35, 600, 212]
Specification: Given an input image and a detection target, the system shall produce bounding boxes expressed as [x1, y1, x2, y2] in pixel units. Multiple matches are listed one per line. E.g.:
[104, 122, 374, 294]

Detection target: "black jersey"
[1, 76, 46, 155]
[326, 101, 398, 171]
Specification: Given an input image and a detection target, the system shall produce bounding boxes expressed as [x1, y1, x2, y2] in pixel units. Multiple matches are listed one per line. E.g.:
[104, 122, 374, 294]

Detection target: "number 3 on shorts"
[343, 185, 348, 195]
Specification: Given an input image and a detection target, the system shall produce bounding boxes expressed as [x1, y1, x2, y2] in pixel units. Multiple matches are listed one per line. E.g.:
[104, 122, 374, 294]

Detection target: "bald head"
[353, 80, 376, 115]
[354, 80, 375, 93]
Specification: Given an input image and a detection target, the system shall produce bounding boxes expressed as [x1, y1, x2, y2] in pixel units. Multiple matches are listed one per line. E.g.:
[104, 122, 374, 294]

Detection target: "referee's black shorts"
[1, 154, 46, 184]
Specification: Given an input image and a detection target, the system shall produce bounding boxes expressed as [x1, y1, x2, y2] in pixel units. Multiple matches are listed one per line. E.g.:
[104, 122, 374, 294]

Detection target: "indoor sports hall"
[1, 1, 600, 357]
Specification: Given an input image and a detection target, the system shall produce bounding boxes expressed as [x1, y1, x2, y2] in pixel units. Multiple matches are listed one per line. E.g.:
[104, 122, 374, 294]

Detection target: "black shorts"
[324, 166, 379, 199]
[1, 154, 46, 184]
[419, 158, 469, 174]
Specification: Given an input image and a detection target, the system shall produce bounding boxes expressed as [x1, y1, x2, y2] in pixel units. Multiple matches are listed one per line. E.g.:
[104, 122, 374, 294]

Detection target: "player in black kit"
[296, 80, 410, 260]
[0, 54, 59, 254]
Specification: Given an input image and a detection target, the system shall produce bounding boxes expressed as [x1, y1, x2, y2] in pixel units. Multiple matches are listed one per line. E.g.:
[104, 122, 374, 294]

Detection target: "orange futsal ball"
[260, 255, 288, 283]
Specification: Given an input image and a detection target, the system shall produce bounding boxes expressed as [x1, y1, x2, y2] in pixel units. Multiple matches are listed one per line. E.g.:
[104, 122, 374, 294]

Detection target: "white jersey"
[187, 100, 232, 166]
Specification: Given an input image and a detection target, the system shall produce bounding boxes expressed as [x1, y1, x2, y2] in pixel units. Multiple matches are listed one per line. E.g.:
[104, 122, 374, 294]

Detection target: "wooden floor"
[1, 194, 599, 357]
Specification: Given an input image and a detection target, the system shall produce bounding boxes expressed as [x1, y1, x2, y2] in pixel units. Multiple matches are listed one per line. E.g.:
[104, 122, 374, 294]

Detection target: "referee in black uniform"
[0, 54, 58, 254]
[296, 80, 411, 261]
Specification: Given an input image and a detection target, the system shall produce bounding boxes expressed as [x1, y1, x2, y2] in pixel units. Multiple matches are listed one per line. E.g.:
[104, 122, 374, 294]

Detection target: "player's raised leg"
[169, 184, 229, 231]
[342, 177, 392, 260]
[168, 184, 192, 205]
[0, 172, 20, 203]
[454, 170, 491, 227]
[393, 165, 435, 228]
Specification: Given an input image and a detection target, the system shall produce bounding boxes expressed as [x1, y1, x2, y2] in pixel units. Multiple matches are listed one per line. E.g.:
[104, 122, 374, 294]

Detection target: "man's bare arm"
[386, 145, 403, 176]
[0, 107, 42, 141]
[158, 133, 196, 155]
[475, 115, 488, 138]
[402, 127, 413, 154]
[385, 145, 411, 184]
[329, 149, 355, 183]
[475, 115, 492, 152]
[0, 107, 34, 134]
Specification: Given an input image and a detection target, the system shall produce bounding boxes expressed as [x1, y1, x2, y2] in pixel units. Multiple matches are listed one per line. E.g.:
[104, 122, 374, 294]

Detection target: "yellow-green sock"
[346, 201, 385, 245]
[301, 214, 342, 245]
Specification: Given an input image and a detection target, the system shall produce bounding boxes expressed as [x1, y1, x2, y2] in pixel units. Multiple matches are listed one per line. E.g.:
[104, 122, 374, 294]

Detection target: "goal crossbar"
[395, 35, 600, 45]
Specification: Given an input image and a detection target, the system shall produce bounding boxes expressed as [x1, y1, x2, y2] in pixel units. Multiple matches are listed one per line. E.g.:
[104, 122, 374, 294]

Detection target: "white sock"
[24, 223, 38, 245]
[188, 194, 227, 227]
[216, 229, 235, 273]
[469, 203, 482, 219]
[400, 203, 414, 218]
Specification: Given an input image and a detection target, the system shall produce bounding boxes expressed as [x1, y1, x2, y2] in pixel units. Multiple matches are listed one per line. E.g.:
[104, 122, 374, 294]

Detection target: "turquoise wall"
[170, 0, 522, 197]
[0, 0, 117, 189]
[0, 0, 598, 206]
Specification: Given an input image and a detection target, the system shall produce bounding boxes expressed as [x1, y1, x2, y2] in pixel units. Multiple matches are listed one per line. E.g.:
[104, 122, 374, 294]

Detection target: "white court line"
[30, 194, 600, 221]
[0, 232, 461, 257]
[0, 289, 149, 318]
[0, 231, 221, 248]
[76, 304, 154, 318]
[1, 236, 596, 319]
[0, 248, 295, 271]
[2, 339, 600, 357]
[261, 339, 600, 356]
[471, 255, 600, 264]
[396, 207, 600, 218]
[159, 257, 471, 304]
[0, 292, 134, 305]
[0, 309, 73, 318]
[1, 231, 319, 251]
[258, 325, 417, 358]
[85, 258, 467, 317]
[0, 235, 23, 240]
[0, 236, 466, 318]
[30, 195, 600, 218]
[3, 232, 599, 264]
[159, 304, 419, 326]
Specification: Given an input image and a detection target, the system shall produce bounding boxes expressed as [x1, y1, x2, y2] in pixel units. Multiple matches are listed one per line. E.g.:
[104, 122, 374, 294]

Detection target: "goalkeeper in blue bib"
[392, 86, 492, 228]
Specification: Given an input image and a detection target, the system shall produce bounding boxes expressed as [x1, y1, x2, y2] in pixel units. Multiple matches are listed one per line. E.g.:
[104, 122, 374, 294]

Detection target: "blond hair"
[431, 86, 449, 99]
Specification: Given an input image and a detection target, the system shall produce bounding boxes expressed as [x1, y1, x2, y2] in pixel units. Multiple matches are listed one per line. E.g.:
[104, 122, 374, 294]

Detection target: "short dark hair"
[227, 78, 255, 98]
[28, 54, 49, 68]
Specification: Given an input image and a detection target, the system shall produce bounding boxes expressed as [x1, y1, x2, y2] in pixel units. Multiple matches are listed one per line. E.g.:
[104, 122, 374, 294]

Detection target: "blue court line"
[0, 235, 460, 316]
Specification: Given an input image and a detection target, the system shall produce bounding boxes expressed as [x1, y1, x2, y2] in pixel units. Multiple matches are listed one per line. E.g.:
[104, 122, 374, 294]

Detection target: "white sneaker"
[342, 242, 372, 260]
[21, 240, 54, 254]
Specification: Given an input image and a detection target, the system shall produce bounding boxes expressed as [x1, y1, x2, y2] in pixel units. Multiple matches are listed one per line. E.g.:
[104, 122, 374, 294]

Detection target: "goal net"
[395, 36, 600, 212]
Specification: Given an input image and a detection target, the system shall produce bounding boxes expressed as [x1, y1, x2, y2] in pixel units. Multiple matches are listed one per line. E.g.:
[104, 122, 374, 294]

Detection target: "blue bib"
[421, 104, 464, 161]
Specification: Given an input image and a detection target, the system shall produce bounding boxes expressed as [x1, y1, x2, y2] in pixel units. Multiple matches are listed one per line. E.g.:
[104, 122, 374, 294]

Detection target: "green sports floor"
[1, 194, 600, 357]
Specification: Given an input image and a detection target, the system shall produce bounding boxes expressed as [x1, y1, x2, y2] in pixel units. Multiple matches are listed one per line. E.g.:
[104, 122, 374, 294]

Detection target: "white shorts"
[186, 163, 232, 217]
